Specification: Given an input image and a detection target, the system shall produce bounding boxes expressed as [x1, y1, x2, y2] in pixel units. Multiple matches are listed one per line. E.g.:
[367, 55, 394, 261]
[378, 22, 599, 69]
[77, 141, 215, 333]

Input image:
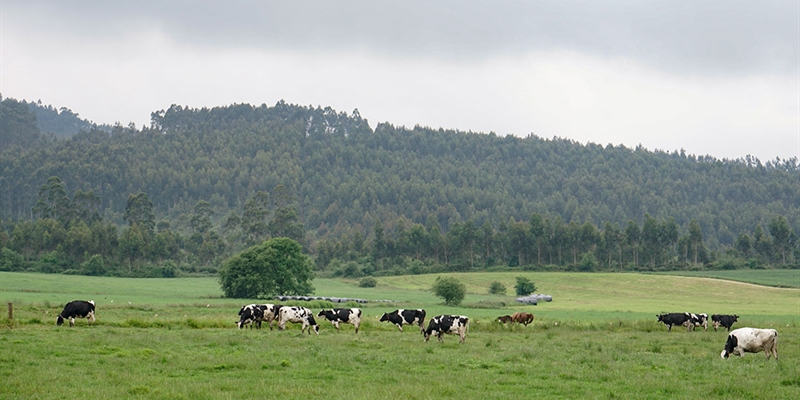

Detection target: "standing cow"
[721, 327, 778, 360]
[379, 309, 426, 333]
[688, 313, 708, 331]
[656, 313, 693, 331]
[278, 306, 320, 335]
[257, 304, 283, 330]
[317, 308, 362, 333]
[56, 300, 95, 327]
[711, 314, 739, 332]
[423, 315, 469, 344]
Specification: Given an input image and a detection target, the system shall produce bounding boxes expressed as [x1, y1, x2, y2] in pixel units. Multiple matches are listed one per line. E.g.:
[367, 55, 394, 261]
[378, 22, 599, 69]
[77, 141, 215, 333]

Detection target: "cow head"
[316, 310, 328, 318]
[56, 315, 65, 326]
[721, 334, 738, 359]
[379, 313, 389, 322]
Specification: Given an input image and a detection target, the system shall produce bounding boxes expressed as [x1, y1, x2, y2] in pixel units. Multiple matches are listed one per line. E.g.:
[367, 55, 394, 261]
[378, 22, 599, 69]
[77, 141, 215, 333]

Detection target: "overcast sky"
[2, 1, 798, 161]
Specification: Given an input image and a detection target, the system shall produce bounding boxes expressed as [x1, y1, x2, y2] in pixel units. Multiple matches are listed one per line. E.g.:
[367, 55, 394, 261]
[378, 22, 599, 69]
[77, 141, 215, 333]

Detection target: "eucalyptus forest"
[0, 96, 797, 277]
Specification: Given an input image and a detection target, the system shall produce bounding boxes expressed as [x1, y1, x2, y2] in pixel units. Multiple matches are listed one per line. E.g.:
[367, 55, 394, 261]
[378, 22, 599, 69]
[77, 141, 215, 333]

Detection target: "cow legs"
[69, 317, 75, 327]
[354, 322, 360, 334]
[397, 324, 403, 332]
[766, 340, 778, 360]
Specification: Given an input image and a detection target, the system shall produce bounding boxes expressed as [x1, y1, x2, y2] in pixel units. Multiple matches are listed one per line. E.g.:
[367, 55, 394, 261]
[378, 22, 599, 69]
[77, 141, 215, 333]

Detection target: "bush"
[358, 276, 377, 288]
[0, 248, 25, 271]
[81, 254, 105, 276]
[515, 276, 536, 296]
[432, 276, 466, 305]
[579, 252, 598, 272]
[488, 281, 507, 295]
[161, 260, 177, 278]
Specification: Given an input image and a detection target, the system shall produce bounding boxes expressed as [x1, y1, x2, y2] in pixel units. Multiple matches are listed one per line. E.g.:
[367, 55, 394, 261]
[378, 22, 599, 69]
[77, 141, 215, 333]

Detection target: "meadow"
[655, 269, 800, 289]
[1, 271, 799, 399]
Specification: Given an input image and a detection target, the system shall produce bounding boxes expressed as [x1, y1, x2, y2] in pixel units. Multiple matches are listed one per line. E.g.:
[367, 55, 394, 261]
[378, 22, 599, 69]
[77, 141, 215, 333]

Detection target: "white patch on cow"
[722, 327, 778, 360]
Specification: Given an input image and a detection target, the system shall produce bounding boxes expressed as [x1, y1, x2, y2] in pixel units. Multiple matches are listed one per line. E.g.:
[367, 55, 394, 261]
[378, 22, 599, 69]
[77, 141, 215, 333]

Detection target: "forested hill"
[1, 98, 798, 255]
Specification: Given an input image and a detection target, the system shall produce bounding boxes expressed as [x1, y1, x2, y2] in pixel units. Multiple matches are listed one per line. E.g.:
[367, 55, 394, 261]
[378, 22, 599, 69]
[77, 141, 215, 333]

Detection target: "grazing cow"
[278, 306, 320, 335]
[379, 309, 426, 333]
[423, 315, 469, 344]
[236, 304, 283, 330]
[317, 308, 362, 333]
[56, 300, 95, 327]
[256, 304, 283, 330]
[711, 314, 739, 332]
[511, 312, 535, 326]
[688, 313, 708, 331]
[721, 327, 778, 360]
[656, 312, 693, 331]
[236, 304, 264, 329]
[497, 315, 514, 324]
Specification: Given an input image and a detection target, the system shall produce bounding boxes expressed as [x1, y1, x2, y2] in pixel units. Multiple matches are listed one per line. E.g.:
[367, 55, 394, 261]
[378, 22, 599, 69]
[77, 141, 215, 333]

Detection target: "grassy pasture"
[1, 271, 799, 399]
[654, 269, 800, 289]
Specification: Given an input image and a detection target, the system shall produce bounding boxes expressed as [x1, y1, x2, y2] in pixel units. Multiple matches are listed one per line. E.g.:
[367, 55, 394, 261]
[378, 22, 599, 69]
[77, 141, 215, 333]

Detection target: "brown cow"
[497, 315, 513, 324]
[511, 312, 534, 326]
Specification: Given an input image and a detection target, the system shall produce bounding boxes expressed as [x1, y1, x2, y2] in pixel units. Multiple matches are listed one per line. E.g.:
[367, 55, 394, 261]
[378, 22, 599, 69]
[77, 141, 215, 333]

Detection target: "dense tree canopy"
[0, 97, 798, 277]
[218, 237, 314, 298]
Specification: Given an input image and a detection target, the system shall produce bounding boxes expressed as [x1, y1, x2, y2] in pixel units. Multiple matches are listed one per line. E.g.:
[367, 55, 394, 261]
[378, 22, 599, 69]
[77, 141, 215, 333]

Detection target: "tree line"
[0, 96, 798, 276]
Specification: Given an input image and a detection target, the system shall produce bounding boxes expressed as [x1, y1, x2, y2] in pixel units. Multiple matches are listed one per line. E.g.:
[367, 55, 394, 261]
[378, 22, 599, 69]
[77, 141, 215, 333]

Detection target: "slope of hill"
[0, 98, 797, 274]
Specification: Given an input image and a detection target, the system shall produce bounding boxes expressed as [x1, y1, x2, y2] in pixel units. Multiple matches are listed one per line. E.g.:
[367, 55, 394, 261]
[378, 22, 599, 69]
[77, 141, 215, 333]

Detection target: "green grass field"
[655, 269, 800, 289]
[1, 271, 799, 399]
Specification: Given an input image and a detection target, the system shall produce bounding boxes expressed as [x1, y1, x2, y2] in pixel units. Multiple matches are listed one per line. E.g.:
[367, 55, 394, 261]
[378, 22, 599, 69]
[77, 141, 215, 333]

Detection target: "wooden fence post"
[7, 302, 12, 320]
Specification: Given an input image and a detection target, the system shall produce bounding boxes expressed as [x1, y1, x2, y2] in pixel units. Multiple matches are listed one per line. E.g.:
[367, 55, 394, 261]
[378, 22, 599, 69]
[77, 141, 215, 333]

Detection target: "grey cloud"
[8, 0, 798, 76]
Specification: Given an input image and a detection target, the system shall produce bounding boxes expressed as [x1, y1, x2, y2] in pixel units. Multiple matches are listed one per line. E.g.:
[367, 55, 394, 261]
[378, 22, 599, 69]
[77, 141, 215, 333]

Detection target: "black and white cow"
[56, 300, 95, 327]
[278, 306, 320, 335]
[237, 304, 264, 329]
[317, 308, 362, 333]
[256, 304, 283, 330]
[721, 327, 778, 360]
[423, 315, 469, 344]
[237, 304, 284, 330]
[711, 314, 739, 332]
[688, 313, 708, 331]
[656, 312, 692, 331]
[379, 309, 426, 333]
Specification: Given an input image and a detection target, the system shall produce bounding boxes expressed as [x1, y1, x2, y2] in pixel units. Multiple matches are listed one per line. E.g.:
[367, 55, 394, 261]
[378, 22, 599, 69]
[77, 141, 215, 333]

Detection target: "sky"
[2, 1, 798, 162]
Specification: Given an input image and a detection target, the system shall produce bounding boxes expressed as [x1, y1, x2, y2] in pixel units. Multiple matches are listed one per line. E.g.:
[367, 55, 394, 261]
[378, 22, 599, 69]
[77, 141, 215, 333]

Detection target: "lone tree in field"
[514, 276, 536, 296]
[432, 276, 466, 306]
[218, 237, 314, 298]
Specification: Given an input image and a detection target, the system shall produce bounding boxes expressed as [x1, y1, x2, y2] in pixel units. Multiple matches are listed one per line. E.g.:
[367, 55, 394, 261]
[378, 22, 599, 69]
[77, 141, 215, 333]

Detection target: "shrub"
[358, 276, 377, 287]
[432, 276, 466, 305]
[161, 260, 177, 278]
[0, 248, 25, 271]
[488, 281, 507, 295]
[515, 276, 536, 296]
[578, 252, 598, 272]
